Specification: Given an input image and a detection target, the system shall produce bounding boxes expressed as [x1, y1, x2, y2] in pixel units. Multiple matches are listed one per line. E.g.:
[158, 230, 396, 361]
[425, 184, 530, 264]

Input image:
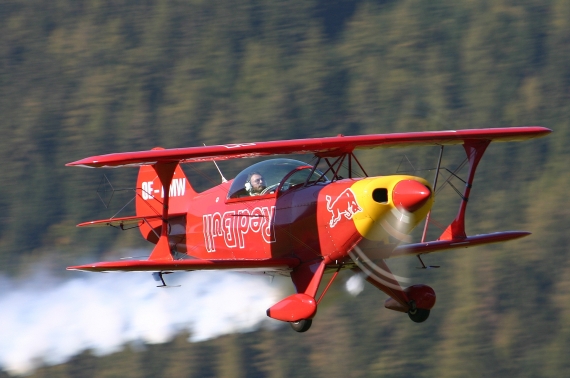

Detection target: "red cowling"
[266, 293, 317, 322]
[392, 180, 431, 212]
[405, 284, 436, 310]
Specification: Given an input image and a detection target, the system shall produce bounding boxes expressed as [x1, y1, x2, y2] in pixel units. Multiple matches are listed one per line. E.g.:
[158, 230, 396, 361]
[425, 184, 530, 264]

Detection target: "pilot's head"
[246, 172, 266, 195]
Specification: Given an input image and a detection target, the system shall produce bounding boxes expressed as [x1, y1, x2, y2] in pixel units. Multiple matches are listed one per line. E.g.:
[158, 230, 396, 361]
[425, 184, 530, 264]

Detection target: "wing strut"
[320, 153, 369, 181]
[438, 140, 490, 241]
[417, 146, 445, 269]
[421, 145, 444, 243]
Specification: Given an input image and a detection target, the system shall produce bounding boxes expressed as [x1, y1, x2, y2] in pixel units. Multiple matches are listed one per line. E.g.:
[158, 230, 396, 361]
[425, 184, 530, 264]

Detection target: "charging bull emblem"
[326, 188, 363, 228]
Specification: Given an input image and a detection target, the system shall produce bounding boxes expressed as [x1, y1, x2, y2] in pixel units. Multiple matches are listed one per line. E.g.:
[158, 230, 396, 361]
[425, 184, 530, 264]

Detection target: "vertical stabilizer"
[135, 159, 195, 244]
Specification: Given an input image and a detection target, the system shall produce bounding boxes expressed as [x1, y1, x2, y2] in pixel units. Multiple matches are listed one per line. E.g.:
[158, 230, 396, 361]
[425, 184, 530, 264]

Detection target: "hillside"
[1, 0, 569, 377]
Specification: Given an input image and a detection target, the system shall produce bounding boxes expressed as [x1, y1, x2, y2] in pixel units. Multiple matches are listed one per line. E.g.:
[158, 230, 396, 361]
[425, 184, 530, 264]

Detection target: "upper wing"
[67, 127, 551, 168]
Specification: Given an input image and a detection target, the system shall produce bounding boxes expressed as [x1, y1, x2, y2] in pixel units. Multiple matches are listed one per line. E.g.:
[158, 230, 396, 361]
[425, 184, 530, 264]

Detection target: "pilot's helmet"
[245, 171, 265, 195]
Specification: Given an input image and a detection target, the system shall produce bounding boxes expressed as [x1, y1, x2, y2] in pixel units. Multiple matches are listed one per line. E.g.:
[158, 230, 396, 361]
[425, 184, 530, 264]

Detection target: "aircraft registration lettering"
[203, 206, 276, 252]
[141, 178, 186, 200]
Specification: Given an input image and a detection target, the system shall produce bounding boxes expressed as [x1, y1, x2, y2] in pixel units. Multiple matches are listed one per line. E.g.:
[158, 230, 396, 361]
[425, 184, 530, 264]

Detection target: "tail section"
[136, 162, 196, 243]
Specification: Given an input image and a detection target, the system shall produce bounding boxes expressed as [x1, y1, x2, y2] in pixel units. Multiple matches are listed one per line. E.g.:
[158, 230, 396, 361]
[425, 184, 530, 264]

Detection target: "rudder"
[136, 162, 196, 243]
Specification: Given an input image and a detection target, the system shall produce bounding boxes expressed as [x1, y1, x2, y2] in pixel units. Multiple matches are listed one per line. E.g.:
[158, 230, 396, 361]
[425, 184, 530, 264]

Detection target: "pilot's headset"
[245, 171, 262, 194]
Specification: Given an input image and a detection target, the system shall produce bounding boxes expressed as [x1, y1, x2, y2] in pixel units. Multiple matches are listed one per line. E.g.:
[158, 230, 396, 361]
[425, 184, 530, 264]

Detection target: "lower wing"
[390, 231, 530, 258]
[67, 257, 300, 273]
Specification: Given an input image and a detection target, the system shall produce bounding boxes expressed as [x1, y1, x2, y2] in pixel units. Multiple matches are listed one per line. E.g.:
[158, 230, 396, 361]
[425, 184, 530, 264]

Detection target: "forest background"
[1, 0, 570, 377]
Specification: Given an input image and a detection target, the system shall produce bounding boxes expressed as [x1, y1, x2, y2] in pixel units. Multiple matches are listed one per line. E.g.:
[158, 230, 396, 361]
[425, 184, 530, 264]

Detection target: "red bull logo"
[326, 188, 363, 228]
[202, 206, 276, 252]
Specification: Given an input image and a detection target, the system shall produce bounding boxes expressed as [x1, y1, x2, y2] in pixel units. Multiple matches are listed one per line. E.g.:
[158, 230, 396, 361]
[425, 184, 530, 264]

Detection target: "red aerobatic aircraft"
[67, 127, 550, 332]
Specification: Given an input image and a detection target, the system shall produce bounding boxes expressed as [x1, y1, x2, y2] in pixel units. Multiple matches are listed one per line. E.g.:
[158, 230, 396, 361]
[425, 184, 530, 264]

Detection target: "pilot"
[245, 171, 266, 196]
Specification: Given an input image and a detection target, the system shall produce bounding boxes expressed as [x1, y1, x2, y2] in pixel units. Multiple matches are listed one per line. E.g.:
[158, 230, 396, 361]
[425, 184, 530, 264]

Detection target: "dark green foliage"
[2, 0, 570, 377]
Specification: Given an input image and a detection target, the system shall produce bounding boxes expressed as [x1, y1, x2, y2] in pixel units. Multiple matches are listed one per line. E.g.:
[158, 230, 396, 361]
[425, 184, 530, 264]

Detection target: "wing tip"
[66, 159, 100, 168]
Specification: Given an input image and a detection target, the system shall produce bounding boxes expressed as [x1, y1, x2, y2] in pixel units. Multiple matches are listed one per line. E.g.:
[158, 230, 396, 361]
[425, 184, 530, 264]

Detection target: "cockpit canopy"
[227, 158, 328, 199]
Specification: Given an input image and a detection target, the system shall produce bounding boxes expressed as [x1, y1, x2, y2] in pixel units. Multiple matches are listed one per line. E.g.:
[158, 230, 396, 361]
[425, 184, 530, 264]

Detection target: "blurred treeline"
[1, 0, 570, 376]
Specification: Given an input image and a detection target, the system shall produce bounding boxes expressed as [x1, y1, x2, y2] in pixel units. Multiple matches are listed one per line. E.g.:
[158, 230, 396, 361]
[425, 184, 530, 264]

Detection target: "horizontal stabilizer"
[67, 257, 300, 273]
[391, 231, 531, 257]
[77, 213, 186, 228]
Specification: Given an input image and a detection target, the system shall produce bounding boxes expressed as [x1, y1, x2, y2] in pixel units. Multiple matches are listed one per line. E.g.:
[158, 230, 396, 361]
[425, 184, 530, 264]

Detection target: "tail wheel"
[290, 319, 312, 332]
[408, 308, 430, 323]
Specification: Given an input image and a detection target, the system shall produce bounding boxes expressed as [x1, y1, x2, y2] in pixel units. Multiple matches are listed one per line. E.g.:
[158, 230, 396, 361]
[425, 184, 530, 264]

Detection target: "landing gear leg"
[290, 319, 312, 332]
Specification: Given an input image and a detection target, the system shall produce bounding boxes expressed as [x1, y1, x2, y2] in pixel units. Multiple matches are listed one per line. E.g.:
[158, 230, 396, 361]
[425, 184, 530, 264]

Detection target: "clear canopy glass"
[227, 158, 328, 199]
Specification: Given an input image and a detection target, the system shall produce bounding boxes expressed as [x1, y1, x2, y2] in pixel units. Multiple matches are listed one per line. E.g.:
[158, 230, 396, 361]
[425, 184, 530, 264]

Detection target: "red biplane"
[67, 127, 550, 332]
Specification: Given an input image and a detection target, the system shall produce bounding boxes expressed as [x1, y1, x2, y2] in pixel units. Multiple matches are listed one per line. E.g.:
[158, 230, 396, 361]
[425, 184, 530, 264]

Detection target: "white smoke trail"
[0, 270, 285, 375]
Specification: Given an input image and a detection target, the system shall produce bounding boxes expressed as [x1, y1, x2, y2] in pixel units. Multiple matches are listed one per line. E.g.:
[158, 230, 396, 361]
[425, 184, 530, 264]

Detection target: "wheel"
[408, 308, 430, 323]
[290, 319, 312, 332]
